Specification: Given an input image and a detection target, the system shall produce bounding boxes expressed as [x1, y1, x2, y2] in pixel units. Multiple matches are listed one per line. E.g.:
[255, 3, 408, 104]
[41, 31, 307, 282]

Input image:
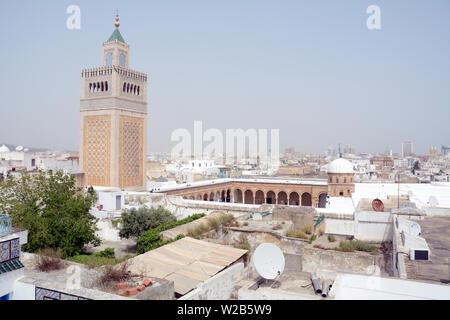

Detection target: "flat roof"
[127, 237, 247, 295]
[332, 273, 450, 300]
[157, 177, 327, 193]
[353, 182, 450, 209]
[404, 216, 450, 283]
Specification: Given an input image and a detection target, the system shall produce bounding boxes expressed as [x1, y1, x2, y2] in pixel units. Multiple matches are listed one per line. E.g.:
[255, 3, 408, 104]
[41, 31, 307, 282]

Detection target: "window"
[116, 195, 121, 210]
[120, 53, 126, 67]
[344, 178, 347, 183]
[106, 53, 112, 66]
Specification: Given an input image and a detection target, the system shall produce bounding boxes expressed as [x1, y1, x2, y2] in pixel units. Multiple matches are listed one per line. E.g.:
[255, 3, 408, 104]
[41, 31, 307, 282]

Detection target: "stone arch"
[197, 194, 202, 200]
[203, 193, 208, 201]
[301, 192, 312, 206]
[209, 192, 214, 201]
[189, 196, 194, 200]
[244, 190, 254, 204]
[105, 81, 108, 91]
[123, 83, 127, 92]
[277, 191, 288, 205]
[215, 191, 220, 202]
[226, 189, 231, 202]
[234, 189, 243, 203]
[266, 191, 276, 204]
[318, 193, 327, 208]
[255, 190, 265, 204]
[289, 192, 299, 206]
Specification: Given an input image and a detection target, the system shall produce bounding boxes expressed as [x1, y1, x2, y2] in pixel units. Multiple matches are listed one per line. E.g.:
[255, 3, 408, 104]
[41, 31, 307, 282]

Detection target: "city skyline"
[1, 1, 449, 155]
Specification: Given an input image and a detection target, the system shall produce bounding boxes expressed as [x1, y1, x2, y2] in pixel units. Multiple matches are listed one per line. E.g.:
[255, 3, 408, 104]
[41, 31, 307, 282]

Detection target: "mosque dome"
[327, 158, 354, 174]
[0, 145, 10, 153]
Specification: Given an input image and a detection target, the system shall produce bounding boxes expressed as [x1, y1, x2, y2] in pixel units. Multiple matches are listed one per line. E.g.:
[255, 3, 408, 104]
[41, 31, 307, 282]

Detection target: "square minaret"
[80, 14, 148, 189]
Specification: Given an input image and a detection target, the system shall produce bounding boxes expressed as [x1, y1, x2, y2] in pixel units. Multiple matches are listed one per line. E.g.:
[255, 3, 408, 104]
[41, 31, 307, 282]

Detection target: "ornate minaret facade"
[80, 13, 148, 189]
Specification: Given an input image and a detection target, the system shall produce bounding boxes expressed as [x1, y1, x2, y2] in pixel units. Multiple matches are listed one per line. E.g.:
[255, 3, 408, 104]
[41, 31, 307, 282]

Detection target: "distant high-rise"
[442, 146, 450, 156]
[79, 13, 148, 189]
[401, 141, 413, 157]
[429, 146, 438, 157]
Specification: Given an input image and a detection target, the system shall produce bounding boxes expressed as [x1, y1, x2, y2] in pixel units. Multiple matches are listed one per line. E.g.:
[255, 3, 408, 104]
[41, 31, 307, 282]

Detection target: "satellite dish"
[409, 222, 421, 236]
[16, 146, 24, 151]
[429, 196, 438, 208]
[252, 243, 285, 280]
[372, 199, 384, 212]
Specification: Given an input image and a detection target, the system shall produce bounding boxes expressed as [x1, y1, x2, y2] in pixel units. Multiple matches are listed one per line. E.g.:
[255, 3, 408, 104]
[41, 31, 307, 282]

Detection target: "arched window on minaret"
[105, 81, 108, 91]
[123, 83, 126, 92]
[101, 82, 104, 92]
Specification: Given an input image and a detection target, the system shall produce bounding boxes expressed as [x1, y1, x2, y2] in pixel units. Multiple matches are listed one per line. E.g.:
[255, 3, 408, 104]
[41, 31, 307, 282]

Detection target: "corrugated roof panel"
[128, 237, 247, 295]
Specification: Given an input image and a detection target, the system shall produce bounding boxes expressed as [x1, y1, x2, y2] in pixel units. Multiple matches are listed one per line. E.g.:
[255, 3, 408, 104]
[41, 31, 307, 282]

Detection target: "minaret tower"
[80, 12, 148, 189]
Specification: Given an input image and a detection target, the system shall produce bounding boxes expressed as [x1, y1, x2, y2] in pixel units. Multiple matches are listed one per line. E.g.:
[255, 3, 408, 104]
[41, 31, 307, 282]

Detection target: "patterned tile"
[83, 115, 111, 186]
[119, 116, 144, 187]
[10, 238, 20, 259]
[0, 241, 10, 263]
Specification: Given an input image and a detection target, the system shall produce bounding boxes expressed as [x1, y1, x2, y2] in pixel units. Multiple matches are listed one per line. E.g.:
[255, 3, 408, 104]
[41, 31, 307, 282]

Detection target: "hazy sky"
[1, 0, 449, 155]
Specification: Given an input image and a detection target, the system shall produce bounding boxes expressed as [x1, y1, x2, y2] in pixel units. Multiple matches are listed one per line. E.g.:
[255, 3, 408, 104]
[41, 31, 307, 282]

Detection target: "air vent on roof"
[410, 249, 429, 261]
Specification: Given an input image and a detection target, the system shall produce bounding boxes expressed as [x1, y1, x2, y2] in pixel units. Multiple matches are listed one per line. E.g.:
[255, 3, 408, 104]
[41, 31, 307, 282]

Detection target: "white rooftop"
[156, 177, 327, 193]
[332, 273, 450, 300]
[0, 145, 10, 153]
[352, 182, 450, 209]
[317, 196, 355, 215]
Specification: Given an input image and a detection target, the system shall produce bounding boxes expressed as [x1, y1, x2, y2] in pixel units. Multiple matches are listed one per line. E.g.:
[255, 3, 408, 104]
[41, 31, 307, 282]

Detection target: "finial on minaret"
[115, 10, 120, 28]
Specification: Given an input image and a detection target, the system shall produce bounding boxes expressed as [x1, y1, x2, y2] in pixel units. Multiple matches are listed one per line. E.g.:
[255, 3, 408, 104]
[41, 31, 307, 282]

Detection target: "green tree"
[0, 170, 100, 257]
[119, 206, 176, 239]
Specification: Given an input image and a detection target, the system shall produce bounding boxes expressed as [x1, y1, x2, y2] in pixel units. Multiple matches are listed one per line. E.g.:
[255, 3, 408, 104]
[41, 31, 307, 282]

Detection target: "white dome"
[327, 158, 354, 174]
[0, 145, 10, 153]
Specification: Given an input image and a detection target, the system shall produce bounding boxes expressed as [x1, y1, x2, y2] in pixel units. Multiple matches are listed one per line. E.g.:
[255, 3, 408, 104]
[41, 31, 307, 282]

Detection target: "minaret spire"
[115, 10, 120, 28]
